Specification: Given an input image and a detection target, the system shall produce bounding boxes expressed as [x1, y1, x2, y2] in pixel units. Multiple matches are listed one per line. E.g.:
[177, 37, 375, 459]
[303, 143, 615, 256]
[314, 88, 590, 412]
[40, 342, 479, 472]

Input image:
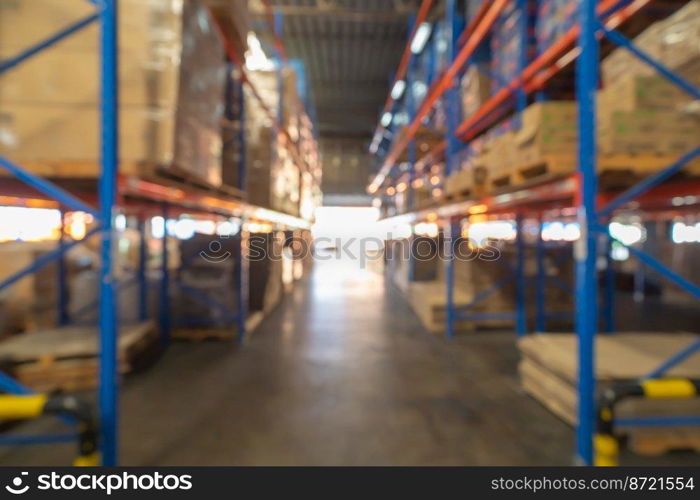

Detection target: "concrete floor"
[0, 257, 581, 466]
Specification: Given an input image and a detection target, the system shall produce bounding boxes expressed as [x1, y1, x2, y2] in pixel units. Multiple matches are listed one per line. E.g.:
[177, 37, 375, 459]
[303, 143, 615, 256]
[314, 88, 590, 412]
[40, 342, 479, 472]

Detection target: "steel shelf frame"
[0, 2, 313, 466]
[373, 0, 700, 465]
[0, 0, 119, 465]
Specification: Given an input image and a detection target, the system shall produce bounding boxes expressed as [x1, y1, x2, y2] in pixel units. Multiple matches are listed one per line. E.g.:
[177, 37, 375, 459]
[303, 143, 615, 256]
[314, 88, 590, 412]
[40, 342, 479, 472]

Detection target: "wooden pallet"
[487, 153, 700, 194]
[0, 160, 245, 200]
[172, 312, 265, 342]
[407, 281, 514, 334]
[0, 322, 158, 392]
[519, 333, 700, 456]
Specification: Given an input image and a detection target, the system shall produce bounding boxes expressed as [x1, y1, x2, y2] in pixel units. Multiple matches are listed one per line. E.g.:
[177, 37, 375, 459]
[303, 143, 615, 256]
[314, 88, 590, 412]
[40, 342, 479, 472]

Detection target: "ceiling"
[253, 0, 421, 140]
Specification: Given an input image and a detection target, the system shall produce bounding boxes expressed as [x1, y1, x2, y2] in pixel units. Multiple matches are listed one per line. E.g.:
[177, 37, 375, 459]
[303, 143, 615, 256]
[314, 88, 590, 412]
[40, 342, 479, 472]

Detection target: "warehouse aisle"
[117, 257, 574, 466]
[0, 258, 573, 466]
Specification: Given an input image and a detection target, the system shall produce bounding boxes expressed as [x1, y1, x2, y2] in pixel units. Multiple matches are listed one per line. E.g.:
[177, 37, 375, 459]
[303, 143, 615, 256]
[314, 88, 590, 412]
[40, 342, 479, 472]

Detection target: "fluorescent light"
[411, 22, 432, 55]
[381, 112, 393, 127]
[391, 80, 406, 100]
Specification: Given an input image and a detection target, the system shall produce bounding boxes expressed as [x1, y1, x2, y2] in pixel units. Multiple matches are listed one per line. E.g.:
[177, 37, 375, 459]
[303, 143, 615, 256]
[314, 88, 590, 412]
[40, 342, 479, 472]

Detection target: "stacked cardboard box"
[602, 1, 700, 87]
[390, 126, 442, 163]
[0, 0, 227, 186]
[597, 74, 700, 155]
[479, 128, 517, 182]
[514, 101, 578, 168]
[460, 64, 491, 120]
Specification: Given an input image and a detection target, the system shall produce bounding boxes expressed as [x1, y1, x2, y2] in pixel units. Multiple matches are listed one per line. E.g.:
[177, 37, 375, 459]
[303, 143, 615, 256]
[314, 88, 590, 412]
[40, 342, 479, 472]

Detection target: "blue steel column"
[444, 0, 460, 178]
[406, 14, 417, 283]
[159, 204, 171, 346]
[98, 0, 119, 467]
[57, 210, 70, 326]
[445, 218, 460, 340]
[515, 213, 527, 337]
[444, 0, 460, 341]
[575, 0, 600, 466]
[237, 72, 247, 193]
[236, 225, 249, 343]
[137, 216, 148, 322]
[535, 218, 547, 332]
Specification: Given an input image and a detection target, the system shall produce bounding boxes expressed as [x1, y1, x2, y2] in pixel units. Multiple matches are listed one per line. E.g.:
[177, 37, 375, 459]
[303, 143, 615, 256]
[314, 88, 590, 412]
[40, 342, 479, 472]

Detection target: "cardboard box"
[0, 48, 179, 107]
[598, 110, 700, 154]
[514, 102, 578, 167]
[0, 103, 175, 168]
[0, 0, 183, 52]
[597, 75, 691, 113]
[460, 64, 491, 119]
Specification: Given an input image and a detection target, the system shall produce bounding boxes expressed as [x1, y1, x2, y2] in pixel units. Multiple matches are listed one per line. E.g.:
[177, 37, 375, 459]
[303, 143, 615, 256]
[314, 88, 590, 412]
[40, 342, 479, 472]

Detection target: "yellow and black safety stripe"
[595, 379, 700, 467]
[0, 393, 99, 467]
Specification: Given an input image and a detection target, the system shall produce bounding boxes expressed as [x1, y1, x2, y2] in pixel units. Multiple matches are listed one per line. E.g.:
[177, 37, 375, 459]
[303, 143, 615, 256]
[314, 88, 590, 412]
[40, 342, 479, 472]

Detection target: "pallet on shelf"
[486, 153, 700, 193]
[407, 281, 513, 334]
[519, 332, 700, 455]
[444, 166, 488, 202]
[0, 321, 158, 392]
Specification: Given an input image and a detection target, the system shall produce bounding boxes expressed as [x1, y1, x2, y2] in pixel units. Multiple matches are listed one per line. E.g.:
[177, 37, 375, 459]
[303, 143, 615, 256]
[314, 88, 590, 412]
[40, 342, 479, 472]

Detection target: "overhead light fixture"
[381, 112, 393, 128]
[411, 22, 432, 55]
[391, 80, 406, 100]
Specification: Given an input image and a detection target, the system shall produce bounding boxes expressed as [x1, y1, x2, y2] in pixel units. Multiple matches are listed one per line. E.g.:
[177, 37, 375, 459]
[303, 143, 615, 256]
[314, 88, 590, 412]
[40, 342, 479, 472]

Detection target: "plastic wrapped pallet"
[490, 1, 536, 95]
[460, 64, 491, 120]
[535, 0, 577, 56]
[0, 0, 226, 187]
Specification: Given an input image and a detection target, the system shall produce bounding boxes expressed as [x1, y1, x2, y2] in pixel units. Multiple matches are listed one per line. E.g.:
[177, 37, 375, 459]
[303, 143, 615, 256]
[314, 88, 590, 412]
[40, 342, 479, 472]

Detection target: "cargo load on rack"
[535, 0, 577, 56]
[514, 101, 578, 169]
[226, 68, 312, 216]
[0, 322, 158, 392]
[460, 64, 491, 121]
[520, 333, 700, 455]
[597, 73, 700, 156]
[0, 0, 231, 187]
[490, 0, 536, 95]
[601, 0, 700, 87]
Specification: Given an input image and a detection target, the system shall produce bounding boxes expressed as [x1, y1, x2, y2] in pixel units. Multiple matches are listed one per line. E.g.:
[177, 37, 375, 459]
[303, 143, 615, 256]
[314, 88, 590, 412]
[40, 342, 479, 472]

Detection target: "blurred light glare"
[609, 222, 644, 246]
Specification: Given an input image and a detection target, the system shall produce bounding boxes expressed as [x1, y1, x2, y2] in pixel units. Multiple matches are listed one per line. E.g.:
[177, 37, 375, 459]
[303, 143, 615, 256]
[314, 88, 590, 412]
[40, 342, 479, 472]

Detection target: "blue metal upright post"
[237, 72, 247, 193]
[445, 219, 460, 340]
[236, 226, 249, 344]
[57, 211, 70, 327]
[515, 213, 527, 337]
[535, 219, 547, 332]
[406, 15, 418, 283]
[137, 216, 148, 322]
[575, 0, 600, 466]
[159, 204, 171, 347]
[444, 0, 461, 178]
[406, 13, 417, 215]
[98, 0, 119, 467]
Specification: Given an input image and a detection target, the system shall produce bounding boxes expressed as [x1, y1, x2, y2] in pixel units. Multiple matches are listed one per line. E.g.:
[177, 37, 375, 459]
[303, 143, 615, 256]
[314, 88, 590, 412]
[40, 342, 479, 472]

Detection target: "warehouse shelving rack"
[0, 1, 313, 466]
[372, 0, 700, 465]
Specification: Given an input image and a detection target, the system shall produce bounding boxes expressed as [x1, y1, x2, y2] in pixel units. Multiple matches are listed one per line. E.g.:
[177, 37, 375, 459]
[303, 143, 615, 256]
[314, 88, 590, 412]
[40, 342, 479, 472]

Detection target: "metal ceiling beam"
[250, 0, 417, 21]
